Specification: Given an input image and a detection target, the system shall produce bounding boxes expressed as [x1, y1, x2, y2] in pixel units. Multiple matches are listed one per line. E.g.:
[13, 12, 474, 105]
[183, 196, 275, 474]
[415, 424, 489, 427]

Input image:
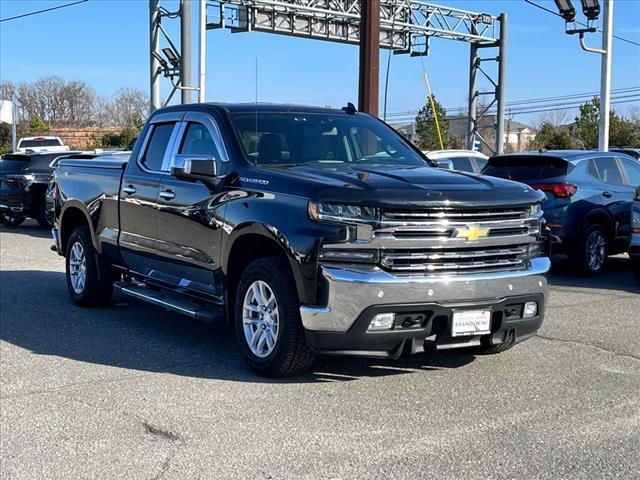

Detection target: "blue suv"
[483, 150, 640, 275]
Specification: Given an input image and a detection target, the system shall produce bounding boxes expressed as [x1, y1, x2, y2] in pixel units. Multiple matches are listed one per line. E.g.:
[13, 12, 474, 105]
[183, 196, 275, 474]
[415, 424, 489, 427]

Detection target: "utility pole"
[358, 0, 380, 116]
[598, 0, 613, 152]
[149, 0, 161, 111]
[181, 0, 192, 104]
[495, 13, 507, 155]
[198, 0, 206, 103]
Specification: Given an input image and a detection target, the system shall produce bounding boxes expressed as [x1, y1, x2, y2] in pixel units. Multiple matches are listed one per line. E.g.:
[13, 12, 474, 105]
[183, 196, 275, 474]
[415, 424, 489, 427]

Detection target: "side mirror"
[170, 155, 218, 185]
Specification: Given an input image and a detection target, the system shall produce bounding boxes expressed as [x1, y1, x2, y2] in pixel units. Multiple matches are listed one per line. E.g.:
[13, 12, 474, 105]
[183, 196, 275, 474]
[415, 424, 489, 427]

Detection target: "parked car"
[611, 147, 640, 160]
[52, 103, 550, 377]
[482, 150, 640, 274]
[423, 149, 488, 173]
[16, 136, 70, 153]
[631, 186, 640, 281]
[0, 151, 81, 227]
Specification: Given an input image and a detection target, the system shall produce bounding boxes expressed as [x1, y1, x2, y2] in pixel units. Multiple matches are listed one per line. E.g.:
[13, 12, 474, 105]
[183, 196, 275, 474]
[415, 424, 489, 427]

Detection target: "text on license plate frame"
[451, 309, 492, 337]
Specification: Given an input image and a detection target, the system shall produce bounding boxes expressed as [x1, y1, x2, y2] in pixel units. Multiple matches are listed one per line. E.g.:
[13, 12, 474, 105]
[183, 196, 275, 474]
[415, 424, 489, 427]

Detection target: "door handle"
[123, 185, 136, 195]
[159, 190, 175, 201]
[602, 191, 613, 198]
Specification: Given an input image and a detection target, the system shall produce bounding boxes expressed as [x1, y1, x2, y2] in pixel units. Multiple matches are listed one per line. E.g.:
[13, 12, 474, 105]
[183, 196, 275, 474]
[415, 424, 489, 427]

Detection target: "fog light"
[368, 313, 395, 331]
[524, 302, 538, 318]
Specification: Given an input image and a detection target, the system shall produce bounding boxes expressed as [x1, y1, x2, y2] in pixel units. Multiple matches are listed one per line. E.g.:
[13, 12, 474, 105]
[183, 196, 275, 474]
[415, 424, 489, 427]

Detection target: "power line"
[385, 87, 640, 120]
[0, 0, 88, 23]
[523, 0, 640, 47]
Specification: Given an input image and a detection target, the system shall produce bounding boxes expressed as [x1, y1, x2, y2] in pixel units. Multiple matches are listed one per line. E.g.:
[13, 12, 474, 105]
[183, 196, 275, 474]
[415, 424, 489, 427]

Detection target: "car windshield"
[19, 138, 62, 148]
[229, 111, 429, 169]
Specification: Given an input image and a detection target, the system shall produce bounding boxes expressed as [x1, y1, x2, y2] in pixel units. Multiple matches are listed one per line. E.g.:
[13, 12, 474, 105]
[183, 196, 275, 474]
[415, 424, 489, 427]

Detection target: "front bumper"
[300, 257, 550, 357]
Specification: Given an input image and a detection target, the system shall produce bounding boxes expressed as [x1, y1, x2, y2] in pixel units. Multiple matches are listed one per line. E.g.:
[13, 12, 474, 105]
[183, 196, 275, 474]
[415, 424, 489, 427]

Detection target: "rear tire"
[234, 257, 314, 377]
[569, 224, 608, 275]
[0, 212, 25, 226]
[65, 227, 113, 307]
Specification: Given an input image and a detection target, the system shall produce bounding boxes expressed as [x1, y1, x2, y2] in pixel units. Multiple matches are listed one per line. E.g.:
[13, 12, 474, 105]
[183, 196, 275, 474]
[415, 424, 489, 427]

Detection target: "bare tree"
[539, 109, 569, 127]
[106, 88, 148, 126]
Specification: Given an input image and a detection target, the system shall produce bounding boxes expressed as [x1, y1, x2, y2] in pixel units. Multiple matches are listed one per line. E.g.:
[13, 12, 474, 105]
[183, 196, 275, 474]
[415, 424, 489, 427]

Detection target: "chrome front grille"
[380, 245, 530, 274]
[321, 204, 544, 276]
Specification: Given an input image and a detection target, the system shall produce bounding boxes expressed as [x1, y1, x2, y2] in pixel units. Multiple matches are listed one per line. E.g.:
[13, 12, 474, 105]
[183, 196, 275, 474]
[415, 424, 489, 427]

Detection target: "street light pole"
[598, 0, 613, 152]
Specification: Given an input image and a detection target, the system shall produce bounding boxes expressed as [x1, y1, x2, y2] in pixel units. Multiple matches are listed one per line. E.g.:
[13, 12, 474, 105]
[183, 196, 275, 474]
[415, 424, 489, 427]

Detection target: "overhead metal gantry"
[150, 0, 508, 154]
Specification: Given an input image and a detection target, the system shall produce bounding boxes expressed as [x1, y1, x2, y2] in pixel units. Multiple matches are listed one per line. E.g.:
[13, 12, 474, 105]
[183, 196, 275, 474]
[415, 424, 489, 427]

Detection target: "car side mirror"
[170, 155, 219, 185]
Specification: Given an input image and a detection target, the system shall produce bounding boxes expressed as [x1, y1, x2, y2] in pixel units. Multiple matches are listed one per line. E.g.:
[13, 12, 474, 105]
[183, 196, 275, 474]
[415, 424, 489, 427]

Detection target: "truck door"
[119, 112, 183, 277]
[154, 111, 229, 301]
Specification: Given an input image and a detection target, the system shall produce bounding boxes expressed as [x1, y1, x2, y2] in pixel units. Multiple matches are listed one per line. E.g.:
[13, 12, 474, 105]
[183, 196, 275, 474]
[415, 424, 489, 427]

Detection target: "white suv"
[16, 136, 70, 153]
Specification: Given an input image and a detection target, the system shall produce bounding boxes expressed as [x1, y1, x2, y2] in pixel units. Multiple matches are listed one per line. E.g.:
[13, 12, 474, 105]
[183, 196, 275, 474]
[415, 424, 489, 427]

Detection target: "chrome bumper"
[300, 257, 551, 332]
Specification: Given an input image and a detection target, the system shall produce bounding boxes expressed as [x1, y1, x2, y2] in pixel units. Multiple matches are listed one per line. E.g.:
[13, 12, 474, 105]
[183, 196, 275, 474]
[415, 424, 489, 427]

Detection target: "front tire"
[570, 224, 608, 275]
[65, 227, 113, 307]
[234, 257, 314, 377]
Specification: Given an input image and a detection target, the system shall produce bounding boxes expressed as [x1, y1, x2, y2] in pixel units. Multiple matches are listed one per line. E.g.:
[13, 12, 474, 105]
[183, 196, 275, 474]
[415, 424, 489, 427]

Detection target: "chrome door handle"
[159, 190, 175, 201]
[123, 185, 136, 195]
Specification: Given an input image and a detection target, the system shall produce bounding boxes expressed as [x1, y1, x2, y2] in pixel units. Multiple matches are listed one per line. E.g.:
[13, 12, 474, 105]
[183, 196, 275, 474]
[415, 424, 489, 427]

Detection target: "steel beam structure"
[151, 1, 507, 152]
[358, 0, 380, 115]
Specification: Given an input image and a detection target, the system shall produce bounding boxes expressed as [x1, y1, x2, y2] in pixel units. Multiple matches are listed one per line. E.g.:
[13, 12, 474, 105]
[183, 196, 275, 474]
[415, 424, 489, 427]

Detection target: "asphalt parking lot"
[1, 221, 639, 480]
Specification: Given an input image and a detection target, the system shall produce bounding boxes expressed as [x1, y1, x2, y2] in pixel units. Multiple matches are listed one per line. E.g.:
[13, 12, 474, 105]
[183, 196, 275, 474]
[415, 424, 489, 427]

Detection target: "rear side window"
[179, 123, 220, 159]
[482, 156, 568, 180]
[589, 157, 625, 185]
[142, 123, 175, 171]
[450, 157, 474, 172]
[620, 157, 640, 186]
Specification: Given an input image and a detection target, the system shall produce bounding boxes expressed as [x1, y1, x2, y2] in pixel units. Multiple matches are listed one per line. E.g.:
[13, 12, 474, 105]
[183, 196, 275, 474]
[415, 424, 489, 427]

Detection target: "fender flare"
[59, 200, 101, 253]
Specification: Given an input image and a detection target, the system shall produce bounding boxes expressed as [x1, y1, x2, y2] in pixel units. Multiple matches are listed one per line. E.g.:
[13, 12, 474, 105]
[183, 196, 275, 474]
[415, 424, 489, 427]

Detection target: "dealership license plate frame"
[451, 309, 492, 337]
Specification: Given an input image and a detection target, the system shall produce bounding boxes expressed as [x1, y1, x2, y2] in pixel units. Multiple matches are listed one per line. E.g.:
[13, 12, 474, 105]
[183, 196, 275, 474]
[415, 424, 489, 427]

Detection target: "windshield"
[229, 112, 429, 169]
[18, 138, 62, 148]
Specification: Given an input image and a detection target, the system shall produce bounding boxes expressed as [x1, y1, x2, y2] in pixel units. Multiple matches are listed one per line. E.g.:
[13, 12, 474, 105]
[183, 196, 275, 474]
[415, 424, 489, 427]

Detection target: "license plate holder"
[451, 309, 492, 337]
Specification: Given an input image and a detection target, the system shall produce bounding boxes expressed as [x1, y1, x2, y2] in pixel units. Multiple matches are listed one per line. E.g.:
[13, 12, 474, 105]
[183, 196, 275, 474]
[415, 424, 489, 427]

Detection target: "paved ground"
[1, 221, 639, 480]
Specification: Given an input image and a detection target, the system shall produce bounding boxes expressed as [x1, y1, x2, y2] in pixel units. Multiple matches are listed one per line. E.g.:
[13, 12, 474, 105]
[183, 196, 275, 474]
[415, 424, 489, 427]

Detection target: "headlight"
[308, 201, 379, 224]
[530, 204, 542, 217]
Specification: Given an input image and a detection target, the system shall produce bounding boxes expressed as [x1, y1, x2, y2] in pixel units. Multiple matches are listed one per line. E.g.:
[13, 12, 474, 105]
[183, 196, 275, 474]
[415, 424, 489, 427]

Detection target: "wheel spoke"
[242, 280, 280, 358]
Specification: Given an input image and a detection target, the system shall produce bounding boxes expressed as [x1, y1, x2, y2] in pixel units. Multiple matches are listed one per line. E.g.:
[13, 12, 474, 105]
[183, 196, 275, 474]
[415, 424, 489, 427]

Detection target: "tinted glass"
[482, 156, 568, 180]
[142, 123, 175, 171]
[475, 157, 488, 171]
[620, 157, 640, 186]
[230, 112, 428, 168]
[179, 123, 220, 158]
[18, 138, 62, 148]
[450, 157, 474, 172]
[592, 157, 624, 185]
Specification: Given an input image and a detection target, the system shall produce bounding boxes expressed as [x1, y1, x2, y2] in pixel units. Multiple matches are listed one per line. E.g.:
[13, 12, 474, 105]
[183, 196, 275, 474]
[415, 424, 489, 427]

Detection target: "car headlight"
[308, 201, 379, 224]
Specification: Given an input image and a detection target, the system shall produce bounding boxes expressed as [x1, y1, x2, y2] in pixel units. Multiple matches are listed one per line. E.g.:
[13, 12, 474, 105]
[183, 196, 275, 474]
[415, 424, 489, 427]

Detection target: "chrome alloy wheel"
[69, 241, 87, 294]
[242, 280, 279, 358]
[586, 230, 606, 272]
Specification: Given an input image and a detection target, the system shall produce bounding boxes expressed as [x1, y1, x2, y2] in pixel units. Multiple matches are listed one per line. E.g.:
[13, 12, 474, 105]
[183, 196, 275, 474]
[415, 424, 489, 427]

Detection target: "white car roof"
[423, 150, 488, 160]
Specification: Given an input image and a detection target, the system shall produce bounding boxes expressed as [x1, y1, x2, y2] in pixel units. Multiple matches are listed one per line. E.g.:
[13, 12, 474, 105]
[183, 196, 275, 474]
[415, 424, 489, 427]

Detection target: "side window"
[587, 159, 600, 180]
[142, 123, 176, 171]
[620, 158, 640, 187]
[451, 157, 474, 172]
[179, 122, 221, 159]
[475, 157, 488, 171]
[593, 157, 624, 185]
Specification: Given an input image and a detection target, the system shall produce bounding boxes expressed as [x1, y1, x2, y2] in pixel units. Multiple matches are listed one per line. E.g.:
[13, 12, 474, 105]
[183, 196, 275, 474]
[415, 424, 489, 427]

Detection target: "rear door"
[589, 156, 634, 245]
[154, 111, 230, 300]
[119, 112, 183, 276]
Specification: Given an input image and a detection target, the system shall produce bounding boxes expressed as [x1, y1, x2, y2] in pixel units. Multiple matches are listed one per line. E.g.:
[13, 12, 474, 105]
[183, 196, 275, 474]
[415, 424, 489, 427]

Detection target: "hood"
[258, 164, 545, 208]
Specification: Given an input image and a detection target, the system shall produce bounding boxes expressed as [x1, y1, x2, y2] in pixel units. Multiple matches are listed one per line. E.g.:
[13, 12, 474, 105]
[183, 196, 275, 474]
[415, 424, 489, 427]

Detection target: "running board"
[114, 281, 223, 322]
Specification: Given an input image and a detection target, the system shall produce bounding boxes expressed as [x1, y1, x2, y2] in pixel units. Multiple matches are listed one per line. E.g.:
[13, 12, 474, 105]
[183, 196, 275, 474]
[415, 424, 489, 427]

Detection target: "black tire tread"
[65, 227, 113, 307]
[235, 257, 313, 377]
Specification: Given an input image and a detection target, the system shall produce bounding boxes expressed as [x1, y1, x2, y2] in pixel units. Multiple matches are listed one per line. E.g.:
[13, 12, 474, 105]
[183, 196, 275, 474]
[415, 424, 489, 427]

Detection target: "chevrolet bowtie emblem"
[455, 225, 490, 241]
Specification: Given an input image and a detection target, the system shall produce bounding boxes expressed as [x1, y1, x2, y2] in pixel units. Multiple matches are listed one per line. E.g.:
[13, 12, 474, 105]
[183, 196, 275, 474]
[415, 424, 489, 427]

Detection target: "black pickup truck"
[52, 103, 550, 376]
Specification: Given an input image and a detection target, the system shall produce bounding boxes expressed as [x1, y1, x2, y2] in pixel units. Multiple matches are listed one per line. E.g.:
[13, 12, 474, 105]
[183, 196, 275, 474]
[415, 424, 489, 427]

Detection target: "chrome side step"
[114, 281, 223, 322]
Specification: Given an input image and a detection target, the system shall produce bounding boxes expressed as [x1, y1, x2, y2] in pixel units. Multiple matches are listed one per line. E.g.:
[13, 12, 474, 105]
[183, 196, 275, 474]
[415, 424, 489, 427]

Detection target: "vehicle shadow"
[0, 220, 51, 239]
[550, 255, 640, 294]
[0, 270, 475, 385]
